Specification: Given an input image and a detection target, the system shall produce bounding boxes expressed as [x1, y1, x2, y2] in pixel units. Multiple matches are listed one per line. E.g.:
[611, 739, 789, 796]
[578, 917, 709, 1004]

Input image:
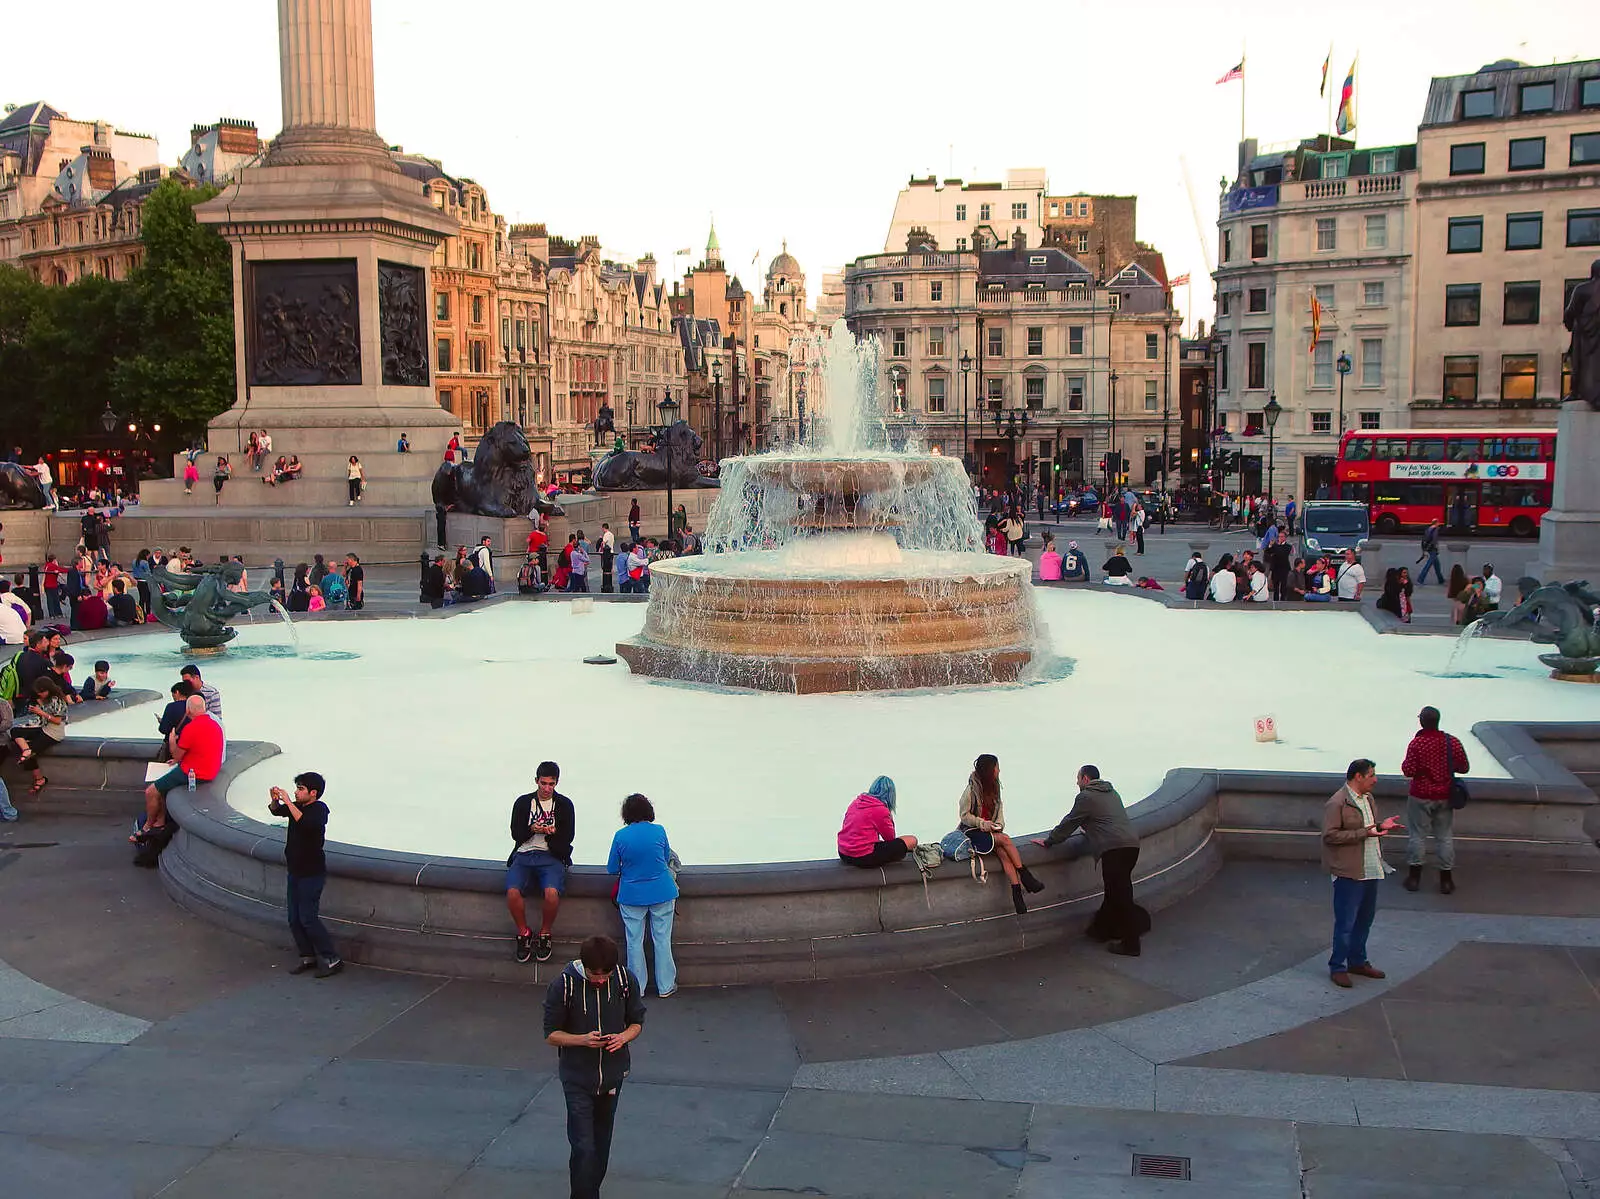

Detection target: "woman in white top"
[1209, 555, 1238, 603]
[347, 456, 365, 505]
[1246, 562, 1270, 602]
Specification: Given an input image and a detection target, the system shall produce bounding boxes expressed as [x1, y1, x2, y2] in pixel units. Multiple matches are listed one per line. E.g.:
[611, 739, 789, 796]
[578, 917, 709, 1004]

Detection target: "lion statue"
[432, 421, 565, 519]
[593, 421, 717, 490]
[0, 463, 49, 509]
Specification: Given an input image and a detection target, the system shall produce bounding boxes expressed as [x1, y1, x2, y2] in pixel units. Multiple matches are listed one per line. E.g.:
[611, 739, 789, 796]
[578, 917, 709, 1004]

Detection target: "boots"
[1403, 865, 1422, 892]
[1011, 884, 1028, 915]
[1439, 870, 1455, 895]
[1019, 866, 1045, 894]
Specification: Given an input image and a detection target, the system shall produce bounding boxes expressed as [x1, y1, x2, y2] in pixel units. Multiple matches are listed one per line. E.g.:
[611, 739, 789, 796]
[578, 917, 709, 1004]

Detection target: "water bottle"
[186, 769, 196, 792]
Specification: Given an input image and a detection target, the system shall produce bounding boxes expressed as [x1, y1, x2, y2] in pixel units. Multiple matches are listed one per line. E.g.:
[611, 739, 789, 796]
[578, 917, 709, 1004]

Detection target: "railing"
[975, 289, 1089, 307]
[1303, 179, 1346, 199]
[1357, 174, 1404, 196]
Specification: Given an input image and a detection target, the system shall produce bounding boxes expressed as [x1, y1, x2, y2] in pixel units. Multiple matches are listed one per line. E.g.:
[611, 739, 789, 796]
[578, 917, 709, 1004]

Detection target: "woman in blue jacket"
[607, 793, 680, 997]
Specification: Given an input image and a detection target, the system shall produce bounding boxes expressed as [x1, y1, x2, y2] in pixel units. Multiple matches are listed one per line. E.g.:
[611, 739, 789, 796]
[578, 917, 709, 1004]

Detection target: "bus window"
[1507, 437, 1542, 461]
[1447, 438, 1480, 461]
[1481, 437, 1507, 460]
[1344, 437, 1374, 462]
[1414, 438, 1446, 462]
[1483, 482, 1549, 508]
[1375, 438, 1409, 461]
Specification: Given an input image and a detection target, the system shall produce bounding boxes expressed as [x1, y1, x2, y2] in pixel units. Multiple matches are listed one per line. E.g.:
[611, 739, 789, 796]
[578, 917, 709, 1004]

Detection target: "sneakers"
[290, 959, 318, 975]
[515, 931, 534, 964]
[1107, 940, 1141, 957]
[314, 959, 344, 979]
[535, 934, 553, 963]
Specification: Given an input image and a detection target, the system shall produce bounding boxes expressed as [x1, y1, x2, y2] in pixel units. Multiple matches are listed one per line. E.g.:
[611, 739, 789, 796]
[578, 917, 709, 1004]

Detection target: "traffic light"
[1098, 456, 1108, 473]
[1167, 448, 1182, 472]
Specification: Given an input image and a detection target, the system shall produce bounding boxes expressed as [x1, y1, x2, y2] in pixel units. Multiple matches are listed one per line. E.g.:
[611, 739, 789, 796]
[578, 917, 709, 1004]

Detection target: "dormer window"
[1029, 255, 1046, 265]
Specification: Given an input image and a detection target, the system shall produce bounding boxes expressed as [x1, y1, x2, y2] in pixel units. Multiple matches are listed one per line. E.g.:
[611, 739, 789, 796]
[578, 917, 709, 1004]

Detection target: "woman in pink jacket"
[837, 776, 918, 868]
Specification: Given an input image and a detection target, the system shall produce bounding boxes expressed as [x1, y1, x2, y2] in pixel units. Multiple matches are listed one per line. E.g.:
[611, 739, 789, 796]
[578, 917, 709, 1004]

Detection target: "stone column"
[268, 0, 389, 165]
[1535, 405, 1600, 581]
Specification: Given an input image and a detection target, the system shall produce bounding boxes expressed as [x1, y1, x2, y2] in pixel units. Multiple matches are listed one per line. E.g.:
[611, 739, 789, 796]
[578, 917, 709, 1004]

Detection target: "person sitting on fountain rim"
[1481, 565, 1501, 611]
[1060, 540, 1090, 582]
[959, 753, 1044, 914]
[138, 693, 223, 839]
[506, 761, 575, 964]
[837, 776, 917, 867]
[79, 660, 114, 702]
[1100, 545, 1135, 586]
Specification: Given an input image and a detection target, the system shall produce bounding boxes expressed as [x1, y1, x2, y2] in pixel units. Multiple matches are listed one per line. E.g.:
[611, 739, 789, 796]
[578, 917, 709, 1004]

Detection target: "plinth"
[1535, 405, 1600, 581]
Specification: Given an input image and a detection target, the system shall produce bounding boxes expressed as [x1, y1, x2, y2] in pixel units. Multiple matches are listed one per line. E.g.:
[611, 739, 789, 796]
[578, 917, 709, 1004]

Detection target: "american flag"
[1216, 60, 1244, 85]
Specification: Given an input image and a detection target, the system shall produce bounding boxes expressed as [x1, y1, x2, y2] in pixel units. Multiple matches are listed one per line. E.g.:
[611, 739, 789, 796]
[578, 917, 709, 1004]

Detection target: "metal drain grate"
[1132, 1153, 1191, 1180]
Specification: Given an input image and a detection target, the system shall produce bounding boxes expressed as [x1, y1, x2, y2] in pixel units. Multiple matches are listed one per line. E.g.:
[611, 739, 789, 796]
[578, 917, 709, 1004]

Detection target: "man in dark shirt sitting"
[108, 578, 140, 626]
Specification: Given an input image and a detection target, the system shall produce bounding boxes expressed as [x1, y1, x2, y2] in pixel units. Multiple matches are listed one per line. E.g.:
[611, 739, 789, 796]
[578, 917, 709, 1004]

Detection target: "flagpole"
[1326, 44, 1334, 143]
[1240, 43, 1247, 143]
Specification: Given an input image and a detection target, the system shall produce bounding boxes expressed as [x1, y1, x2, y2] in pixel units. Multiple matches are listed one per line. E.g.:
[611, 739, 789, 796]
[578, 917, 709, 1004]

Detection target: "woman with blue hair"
[837, 775, 918, 868]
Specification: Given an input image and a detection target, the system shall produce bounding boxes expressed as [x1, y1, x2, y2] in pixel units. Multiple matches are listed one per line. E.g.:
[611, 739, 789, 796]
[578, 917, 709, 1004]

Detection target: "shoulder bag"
[1445, 735, 1470, 810]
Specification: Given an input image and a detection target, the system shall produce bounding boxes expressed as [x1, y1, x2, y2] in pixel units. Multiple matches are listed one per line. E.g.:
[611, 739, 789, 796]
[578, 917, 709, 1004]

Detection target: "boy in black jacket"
[506, 760, 575, 963]
[544, 934, 645, 1199]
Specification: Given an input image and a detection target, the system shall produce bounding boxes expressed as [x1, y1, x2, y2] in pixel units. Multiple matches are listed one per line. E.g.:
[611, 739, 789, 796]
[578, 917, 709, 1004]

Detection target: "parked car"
[1299, 500, 1370, 560]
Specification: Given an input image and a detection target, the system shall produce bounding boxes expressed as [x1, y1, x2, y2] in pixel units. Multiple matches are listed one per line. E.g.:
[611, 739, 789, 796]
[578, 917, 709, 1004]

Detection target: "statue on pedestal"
[0, 464, 49, 509]
[593, 421, 717, 490]
[150, 561, 279, 650]
[593, 402, 615, 448]
[1485, 577, 1600, 678]
[432, 421, 564, 519]
[1566, 258, 1600, 410]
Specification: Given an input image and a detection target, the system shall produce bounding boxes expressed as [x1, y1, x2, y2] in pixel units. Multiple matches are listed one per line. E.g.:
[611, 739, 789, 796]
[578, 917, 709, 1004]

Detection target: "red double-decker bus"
[1334, 428, 1555, 537]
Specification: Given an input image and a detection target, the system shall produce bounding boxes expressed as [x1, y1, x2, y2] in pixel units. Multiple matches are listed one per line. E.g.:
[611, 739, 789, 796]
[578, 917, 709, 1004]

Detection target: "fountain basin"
[617, 551, 1036, 693]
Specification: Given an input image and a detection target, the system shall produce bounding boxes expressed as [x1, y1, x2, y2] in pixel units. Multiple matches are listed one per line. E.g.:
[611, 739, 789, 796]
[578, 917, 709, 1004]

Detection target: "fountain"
[149, 561, 289, 652]
[615, 320, 1040, 693]
[1483, 578, 1600, 682]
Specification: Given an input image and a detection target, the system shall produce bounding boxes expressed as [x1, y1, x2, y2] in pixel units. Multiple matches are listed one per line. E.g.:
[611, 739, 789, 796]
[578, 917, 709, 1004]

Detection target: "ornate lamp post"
[625, 396, 636, 448]
[711, 358, 724, 464]
[1335, 349, 1352, 435]
[991, 407, 1031, 493]
[1107, 370, 1119, 493]
[658, 390, 680, 546]
[1263, 392, 1283, 509]
[99, 402, 118, 435]
[960, 351, 972, 475]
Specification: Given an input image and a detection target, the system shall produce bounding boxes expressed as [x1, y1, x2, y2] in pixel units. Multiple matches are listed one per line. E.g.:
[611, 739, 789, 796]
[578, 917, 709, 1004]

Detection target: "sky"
[8, 0, 1589, 334]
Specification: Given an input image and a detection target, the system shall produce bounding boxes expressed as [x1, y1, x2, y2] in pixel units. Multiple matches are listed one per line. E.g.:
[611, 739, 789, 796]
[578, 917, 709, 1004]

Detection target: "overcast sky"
[9, 0, 1589, 331]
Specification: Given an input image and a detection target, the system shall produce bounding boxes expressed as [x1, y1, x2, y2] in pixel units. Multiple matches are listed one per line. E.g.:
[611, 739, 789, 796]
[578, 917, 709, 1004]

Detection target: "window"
[955, 204, 966, 221]
[1068, 326, 1083, 355]
[1313, 339, 1334, 387]
[1364, 213, 1387, 248]
[1218, 346, 1229, 390]
[1108, 293, 1121, 311]
[1079, 202, 1089, 216]
[864, 284, 873, 302]
[987, 327, 1003, 356]
[1520, 81, 1555, 113]
[930, 281, 943, 301]
[1314, 283, 1336, 311]
[1143, 380, 1158, 411]
[1363, 281, 1385, 306]
[1360, 338, 1383, 387]
[1370, 150, 1397, 174]
[1028, 327, 1043, 355]
[1501, 354, 1538, 401]
[471, 294, 484, 323]
[986, 377, 1003, 402]
[1443, 355, 1479, 403]
[1220, 292, 1234, 316]
[1250, 224, 1268, 258]
[1504, 281, 1541, 325]
[1322, 157, 1347, 179]
[1445, 283, 1481, 326]
[1247, 342, 1266, 389]
[927, 375, 947, 413]
[1075, 233, 1090, 253]
[1360, 411, 1381, 430]
[979, 203, 991, 221]
[1450, 143, 1486, 175]
[1145, 333, 1158, 359]
[1248, 287, 1268, 313]
[956, 238, 968, 251]
[1312, 411, 1332, 434]
[438, 386, 454, 412]
[501, 317, 511, 352]
[436, 338, 452, 371]
[470, 340, 486, 372]
[435, 292, 450, 321]
[891, 328, 906, 357]
[1316, 218, 1337, 251]
[1026, 376, 1046, 409]
[1508, 137, 1546, 171]
[1569, 208, 1600, 246]
[1049, 202, 1059, 217]
[892, 281, 904, 302]
[1584, 78, 1600, 108]
[1573, 133, 1600, 165]
[1068, 376, 1085, 410]
[1506, 211, 1543, 250]
[1461, 88, 1495, 119]
[1221, 229, 1234, 262]
[1012, 203, 1027, 220]
[929, 327, 945, 356]
[1447, 216, 1483, 253]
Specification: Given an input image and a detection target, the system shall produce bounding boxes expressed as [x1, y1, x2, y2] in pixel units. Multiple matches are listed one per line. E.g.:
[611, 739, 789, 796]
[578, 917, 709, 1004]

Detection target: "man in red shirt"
[142, 695, 225, 834]
[1400, 705, 1469, 894]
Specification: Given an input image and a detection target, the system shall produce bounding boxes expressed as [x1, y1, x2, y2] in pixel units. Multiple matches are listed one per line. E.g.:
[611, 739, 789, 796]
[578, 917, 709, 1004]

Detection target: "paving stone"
[346, 978, 556, 1071]
[772, 1088, 1030, 1148]
[1382, 997, 1600, 1091]
[931, 945, 1183, 1038]
[1571, 946, 1600, 993]
[1096, 984, 1303, 1064]
[1173, 997, 1406, 1080]
[1017, 1177, 1279, 1199]
[0, 1038, 116, 1084]
[625, 985, 799, 1089]
[0, 997, 151, 1044]
[1350, 1077, 1600, 1140]
[1380, 942, 1600, 1009]
[1154, 1066, 1359, 1125]
[737, 1129, 1019, 1199]
[446, 1167, 726, 1198]
[0, 1132, 143, 1199]
[18, 1136, 212, 1199]
[156, 1147, 464, 1199]
[1298, 1123, 1572, 1194]
[234, 1058, 545, 1165]
[775, 969, 1010, 1063]
[941, 1028, 1156, 1108]
[791, 1052, 980, 1099]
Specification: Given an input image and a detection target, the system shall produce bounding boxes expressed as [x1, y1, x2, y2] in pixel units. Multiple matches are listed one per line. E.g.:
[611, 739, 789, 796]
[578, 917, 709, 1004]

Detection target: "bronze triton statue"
[149, 560, 280, 650]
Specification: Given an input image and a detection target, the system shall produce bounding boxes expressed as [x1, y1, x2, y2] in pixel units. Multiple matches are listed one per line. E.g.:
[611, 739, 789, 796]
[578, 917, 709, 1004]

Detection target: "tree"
[113, 179, 235, 437]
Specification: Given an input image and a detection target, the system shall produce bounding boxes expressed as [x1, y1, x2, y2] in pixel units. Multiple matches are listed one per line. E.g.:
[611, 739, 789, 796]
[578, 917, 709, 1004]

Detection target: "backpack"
[1184, 562, 1209, 600]
[0, 649, 19, 704]
[321, 575, 347, 607]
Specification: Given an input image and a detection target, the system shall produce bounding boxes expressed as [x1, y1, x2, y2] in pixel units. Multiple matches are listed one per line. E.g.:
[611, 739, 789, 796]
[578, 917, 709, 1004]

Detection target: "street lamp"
[625, 396, 636, 445]
[658, 390, 680, 546]
[1335, 349, 1352, 436]
[1263, 392, 1283, 509]
[99, 402, 118, 435]
[991, 407, 1030, 493]
[1107, 370, 1119, 493]
[712, 358, 724, 464]
[960, 351, 972, 474]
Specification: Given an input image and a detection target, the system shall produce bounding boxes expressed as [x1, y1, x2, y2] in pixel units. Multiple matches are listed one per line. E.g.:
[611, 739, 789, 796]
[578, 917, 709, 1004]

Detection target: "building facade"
[497, 222, 552, 478]
[0, 102, 160, 222]
[883, 169, 1047, 254]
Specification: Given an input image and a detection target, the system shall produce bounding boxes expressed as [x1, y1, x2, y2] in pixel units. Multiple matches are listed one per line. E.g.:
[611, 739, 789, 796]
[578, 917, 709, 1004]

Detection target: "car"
[1298, 500, 1370, 560]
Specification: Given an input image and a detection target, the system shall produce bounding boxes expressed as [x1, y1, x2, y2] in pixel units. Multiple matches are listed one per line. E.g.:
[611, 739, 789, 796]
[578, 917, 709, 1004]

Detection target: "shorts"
[152, 765, 190, 796]
[506, 849, 567, 896]
[839, 839, 909, 868]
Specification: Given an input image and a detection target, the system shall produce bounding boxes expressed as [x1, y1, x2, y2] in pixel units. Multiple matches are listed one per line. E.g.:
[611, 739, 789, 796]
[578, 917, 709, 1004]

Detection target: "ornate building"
[672, 223, 756, 458]
[498, 222, 552, 479]
[0, 101, 160, 222]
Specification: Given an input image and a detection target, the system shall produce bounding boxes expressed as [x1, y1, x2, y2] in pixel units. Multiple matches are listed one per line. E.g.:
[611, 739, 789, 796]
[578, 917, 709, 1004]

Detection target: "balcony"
[1303, 179, 1346, 199]
[976, 288, 1088, 308]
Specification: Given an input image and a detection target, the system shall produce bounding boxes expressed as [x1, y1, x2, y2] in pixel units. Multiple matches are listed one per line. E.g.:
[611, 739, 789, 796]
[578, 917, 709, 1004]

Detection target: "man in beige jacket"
[1322, 758, 1404, 988]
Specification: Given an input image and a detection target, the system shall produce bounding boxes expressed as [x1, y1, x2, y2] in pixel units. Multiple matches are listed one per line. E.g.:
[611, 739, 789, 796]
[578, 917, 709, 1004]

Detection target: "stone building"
[497, 222, 552, 479]
[1213, 134, 1419, 499]
[0, 102, 160, 222]
[620, 253, 681, 446]
[672, 224, 757, 459]
[883, 169, 1048, 254]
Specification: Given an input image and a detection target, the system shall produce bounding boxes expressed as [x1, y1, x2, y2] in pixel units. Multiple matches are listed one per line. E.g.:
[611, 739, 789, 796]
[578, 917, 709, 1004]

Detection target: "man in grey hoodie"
[544, 934, 647, 1199]
[1033, 765, 1145, 956]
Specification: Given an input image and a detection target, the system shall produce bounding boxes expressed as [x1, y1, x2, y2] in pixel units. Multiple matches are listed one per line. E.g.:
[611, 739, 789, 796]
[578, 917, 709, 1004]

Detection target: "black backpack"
[1184, 562, 1210, 599]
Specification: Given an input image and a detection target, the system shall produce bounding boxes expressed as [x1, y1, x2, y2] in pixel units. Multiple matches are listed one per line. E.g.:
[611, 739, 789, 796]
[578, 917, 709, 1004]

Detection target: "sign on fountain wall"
[247, 259, 362, 387]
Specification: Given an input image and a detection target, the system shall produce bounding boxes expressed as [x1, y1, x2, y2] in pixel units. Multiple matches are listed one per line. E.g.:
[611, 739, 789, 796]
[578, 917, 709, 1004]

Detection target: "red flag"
[1309, 294, 1323, 354]
[1216, 60, 1244, 84]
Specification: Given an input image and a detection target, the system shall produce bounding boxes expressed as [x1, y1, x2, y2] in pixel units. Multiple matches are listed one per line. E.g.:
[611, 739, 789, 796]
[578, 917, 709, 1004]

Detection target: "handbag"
[1445, 736, 1470, 810]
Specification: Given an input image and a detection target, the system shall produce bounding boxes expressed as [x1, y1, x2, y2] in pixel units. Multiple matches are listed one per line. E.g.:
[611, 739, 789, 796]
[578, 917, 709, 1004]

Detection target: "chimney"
[1196, 318, 1207, 339]
[1011, 227, 1027, 251]
[83, 145, 116, 192]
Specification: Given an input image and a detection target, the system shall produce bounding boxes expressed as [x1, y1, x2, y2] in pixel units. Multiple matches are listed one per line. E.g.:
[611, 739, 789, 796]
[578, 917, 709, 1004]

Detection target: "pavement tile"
[346, 978, 556, 1071]
[447, 1167, 726, 1198]
[131, 969, 445, 1058]
[931, 945, 1182, 1038]
[233, 1057, 546, 1165]
[625, 986, 799, 1089]
[1017, 1177, 1282, 1199]
[0, 1132, 150, 1199]
[0, 1038, 117, 1084]
[737, 1129, 1019, 1199]
[156, 1147, 465, 1199]
[1025, 1104, 1301, 1189]
[1571, 946, 1600, 993]
[942, 1028, 1156, 1108]
[1172, 996, 1406, 1080]
[1350, 1077, 1600, 1139]
[17, 1137, 212, 1199]
[1381, 997, 1600, 1091]
[771, 1088, 1030, 1148]
[0, 997, 151, 1044]
[1380, 942, 1600, 1009]
[1153, 1065, 1359, 1125]
[775, 969, 1010, 1063]
[1096, 984, 1301, 1064]
[483, 1081, 773, 1185]
[1297, 1123, 1572, 1194]
[791, 1053, 981, 1099]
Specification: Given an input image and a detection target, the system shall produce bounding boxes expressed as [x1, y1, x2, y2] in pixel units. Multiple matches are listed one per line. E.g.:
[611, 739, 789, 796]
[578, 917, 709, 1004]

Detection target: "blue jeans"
[1329, 876, 1380, 974]
[618, 899, 676, 995]
[286, 873, 337, 963]
[562, 1081, 620, 1199]
[1419, 550, 1443, 585]
[0, 776, 16, 821]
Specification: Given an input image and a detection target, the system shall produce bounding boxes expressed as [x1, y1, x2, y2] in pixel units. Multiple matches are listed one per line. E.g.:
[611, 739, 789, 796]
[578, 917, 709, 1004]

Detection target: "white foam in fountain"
[778, 531, 903, 570]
